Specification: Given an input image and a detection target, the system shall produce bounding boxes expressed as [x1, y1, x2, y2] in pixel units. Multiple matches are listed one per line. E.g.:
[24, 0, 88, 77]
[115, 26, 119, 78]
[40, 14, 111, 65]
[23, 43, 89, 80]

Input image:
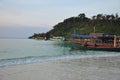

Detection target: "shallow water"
[0, 39, 120, 67]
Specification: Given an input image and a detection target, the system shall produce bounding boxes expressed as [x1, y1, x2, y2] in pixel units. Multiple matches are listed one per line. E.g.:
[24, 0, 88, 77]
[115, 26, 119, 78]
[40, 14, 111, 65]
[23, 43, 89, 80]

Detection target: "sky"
[0, 0, 120, 38]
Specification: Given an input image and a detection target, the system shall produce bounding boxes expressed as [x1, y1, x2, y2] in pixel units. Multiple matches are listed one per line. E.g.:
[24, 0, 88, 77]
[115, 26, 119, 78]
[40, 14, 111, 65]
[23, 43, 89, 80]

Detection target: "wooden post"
[94, 27, 95, 35]
[114, 35, 117, 47]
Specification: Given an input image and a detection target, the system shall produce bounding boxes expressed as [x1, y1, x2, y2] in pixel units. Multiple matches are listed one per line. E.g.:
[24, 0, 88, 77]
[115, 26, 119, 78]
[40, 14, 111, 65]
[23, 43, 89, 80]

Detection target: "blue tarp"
[72, 34, 96, 39]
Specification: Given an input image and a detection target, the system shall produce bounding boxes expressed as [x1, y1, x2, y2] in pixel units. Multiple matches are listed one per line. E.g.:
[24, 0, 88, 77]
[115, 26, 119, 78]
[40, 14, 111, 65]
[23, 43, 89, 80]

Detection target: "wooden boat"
[69, 34, 120, 52]
[69, 41, 120, 51]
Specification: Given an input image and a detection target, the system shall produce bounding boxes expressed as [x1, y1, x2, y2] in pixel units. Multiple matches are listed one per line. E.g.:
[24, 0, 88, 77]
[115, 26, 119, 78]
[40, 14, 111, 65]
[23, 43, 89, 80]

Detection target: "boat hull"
[68, 42, 120, 52]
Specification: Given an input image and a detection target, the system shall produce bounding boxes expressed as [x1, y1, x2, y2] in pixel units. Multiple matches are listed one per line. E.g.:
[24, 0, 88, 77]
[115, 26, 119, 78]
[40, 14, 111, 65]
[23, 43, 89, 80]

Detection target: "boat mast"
[94, 26, 95, 34]
[114, 35, 117, 47]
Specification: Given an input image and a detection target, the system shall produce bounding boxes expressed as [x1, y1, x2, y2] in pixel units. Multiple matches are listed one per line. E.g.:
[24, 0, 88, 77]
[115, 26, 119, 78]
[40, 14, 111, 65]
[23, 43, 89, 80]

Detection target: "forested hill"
[29, 13, 120, 39]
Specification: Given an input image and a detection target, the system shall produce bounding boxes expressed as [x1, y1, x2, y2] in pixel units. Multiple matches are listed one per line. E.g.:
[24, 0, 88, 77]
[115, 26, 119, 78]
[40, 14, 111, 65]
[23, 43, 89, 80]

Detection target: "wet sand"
[0, 56, 120, 80]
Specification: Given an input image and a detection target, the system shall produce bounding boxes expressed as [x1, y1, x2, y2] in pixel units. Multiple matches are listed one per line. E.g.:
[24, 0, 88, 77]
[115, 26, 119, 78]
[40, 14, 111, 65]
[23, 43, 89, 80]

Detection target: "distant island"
[28, 13, 120, 40]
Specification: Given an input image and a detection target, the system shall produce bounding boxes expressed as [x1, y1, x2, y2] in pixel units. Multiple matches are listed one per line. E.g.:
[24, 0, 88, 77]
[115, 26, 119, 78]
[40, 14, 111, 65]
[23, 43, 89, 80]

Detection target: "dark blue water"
[0, 39, 120, 67]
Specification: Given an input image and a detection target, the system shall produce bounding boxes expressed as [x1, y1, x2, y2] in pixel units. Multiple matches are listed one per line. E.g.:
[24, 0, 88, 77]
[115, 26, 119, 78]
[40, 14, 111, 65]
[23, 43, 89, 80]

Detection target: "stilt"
[114, 35, 117, 47]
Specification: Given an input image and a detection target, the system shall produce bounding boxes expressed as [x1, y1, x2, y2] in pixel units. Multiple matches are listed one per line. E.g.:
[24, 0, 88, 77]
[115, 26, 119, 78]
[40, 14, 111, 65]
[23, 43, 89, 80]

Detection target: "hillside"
[29, 13, 120, 39]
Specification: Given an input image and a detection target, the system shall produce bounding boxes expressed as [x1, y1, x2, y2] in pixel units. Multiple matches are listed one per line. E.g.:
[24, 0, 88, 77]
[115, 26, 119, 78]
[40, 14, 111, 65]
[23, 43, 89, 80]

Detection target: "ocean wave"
[1, 52, 120, 67]
[0, 56, 53, 67]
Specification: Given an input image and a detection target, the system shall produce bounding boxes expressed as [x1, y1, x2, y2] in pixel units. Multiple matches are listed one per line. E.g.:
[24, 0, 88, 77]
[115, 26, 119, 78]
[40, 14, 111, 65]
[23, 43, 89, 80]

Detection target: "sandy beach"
[0, 56, 120, 80]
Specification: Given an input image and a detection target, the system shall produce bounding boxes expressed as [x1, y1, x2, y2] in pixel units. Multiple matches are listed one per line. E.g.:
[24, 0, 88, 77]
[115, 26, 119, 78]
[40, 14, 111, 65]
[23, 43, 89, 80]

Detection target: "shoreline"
[0, 55, 120, 80]
[0, 52, 120, 68]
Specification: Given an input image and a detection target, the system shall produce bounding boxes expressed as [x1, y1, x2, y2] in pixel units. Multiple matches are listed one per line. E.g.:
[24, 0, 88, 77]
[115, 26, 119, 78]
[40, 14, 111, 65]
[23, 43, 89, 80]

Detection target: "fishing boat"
[69, 34, 120, 52]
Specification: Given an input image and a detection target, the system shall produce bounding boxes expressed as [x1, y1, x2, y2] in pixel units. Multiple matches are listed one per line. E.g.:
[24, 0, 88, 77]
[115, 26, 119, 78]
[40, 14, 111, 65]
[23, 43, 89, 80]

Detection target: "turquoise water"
[0, 39, 120, 67]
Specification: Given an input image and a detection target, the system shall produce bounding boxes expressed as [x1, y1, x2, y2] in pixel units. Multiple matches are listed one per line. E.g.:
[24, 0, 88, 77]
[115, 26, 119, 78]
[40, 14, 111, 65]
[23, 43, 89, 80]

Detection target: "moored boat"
[68, 34, 120, 52]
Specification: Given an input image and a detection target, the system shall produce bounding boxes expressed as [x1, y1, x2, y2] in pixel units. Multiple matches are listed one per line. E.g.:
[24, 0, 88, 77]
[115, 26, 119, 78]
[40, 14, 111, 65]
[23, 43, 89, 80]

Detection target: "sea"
[0, 39, 120, 67]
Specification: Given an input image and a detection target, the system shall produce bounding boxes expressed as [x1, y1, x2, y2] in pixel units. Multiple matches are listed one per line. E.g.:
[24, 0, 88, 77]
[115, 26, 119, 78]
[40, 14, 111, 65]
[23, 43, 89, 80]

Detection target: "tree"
[115, 13, 119, 20]
[78, 13, 86, 19]
[110, 14, 115, 20]
[92, 16, 96, 20]
[96, 14, 103, 20]
[106, 15, 111, 20]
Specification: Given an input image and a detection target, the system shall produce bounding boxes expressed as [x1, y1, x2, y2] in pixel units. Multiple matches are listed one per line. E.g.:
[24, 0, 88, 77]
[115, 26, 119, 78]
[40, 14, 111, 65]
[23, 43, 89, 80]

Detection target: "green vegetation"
[29, 13, 120, 40]
[28, 33, 46, 39]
